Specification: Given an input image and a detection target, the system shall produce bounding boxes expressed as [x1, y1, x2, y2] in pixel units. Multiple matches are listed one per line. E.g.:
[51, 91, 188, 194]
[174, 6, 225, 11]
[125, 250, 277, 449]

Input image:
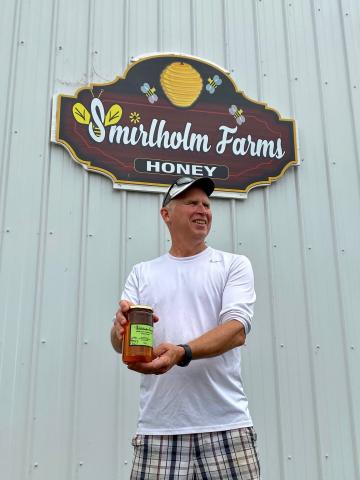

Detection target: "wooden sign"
[52, 53, 298, 197]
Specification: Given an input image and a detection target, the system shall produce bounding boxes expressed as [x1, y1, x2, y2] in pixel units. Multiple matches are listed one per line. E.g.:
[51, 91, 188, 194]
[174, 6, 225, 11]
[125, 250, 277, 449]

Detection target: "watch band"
[177, 344, 192, 367]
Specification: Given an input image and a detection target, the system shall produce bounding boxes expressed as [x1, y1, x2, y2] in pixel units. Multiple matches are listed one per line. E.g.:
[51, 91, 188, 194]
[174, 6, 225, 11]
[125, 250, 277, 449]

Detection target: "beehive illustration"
[160, 62, 203, 108]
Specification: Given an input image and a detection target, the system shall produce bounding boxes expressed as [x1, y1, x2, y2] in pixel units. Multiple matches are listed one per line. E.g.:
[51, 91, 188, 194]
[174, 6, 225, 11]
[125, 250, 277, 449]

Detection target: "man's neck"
[169, 242, 207, 258]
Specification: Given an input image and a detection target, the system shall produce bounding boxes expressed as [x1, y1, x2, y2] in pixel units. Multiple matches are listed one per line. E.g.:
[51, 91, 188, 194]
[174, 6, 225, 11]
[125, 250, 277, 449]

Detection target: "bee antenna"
[98, 89, 104, 98]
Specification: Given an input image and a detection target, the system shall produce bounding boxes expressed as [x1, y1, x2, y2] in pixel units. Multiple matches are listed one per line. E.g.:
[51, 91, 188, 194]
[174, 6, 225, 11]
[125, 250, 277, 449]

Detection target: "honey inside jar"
[122, 305, 154, 364]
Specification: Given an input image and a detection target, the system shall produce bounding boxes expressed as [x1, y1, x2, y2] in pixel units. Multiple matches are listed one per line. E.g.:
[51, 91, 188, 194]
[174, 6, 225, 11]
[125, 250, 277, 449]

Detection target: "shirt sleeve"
[121, 264, 141, 304]
[219, 255, 256, 335]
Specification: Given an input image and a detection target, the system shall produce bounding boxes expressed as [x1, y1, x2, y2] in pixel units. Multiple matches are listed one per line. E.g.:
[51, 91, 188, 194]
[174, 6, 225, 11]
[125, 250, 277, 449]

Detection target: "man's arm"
[127, 319, 245, 375]
[189, 319, 246, 358]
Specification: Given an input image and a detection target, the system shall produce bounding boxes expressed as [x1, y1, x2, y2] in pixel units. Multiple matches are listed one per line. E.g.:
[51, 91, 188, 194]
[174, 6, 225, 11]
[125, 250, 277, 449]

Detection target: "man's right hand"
[111, 300, 133, 353]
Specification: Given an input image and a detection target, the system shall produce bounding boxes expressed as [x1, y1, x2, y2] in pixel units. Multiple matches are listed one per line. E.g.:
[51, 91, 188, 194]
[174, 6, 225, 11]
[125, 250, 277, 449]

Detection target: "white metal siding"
[1, 1, 359, 479]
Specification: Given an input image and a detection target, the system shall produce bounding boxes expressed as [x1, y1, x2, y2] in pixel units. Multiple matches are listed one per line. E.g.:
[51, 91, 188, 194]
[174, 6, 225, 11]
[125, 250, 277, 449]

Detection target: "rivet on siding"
[294, 77, 298, 81]
[307, 246, 312, 250]
[79, 461, 84, 466]
[58, 46, 62, 50]
[128, 236, 132, 239]
[350, 346, 355, 350]
[19, 40, 25, 45]
[5, 228, 10, 233]
[41, 339, 46, 344]
[324, 81, 328, 85]
[84, 340, 88, 344]
[341, 249, 345, 253]
[238, 242, 242, 245]
[124, 460, 128, 465]
[280, 344, 284, 348]
[273, 244, 277, 248]
[49, 231, 54, 235]
[88, 233, 93, 237]
[325, 454, 329, 459]
[316, 345, 320, 350]
[332, 161, 336, 165]
[353, 85, 357, 89]
[263, 73, 267, 77]
[287, 455, 292, 460]
[34, 462, 39, 468]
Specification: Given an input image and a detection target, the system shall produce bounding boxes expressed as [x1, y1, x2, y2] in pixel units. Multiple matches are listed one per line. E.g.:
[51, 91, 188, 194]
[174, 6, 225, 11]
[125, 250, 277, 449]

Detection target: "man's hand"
[111, 300, 159, 354]
[127, 343, 184, 374]
[111, 300, 133, 353]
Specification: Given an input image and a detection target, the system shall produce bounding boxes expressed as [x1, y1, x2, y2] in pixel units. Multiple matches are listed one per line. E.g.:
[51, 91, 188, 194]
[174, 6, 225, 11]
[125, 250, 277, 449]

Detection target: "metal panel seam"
[116, 189, 128, 479]
[230, 199, 238, 253]
[263, 188, 286, 480]
[190, 0, 195, 54]
[309, 0, 360, 477]
[279, 2, 324, 477]
[68, 175, 90, 479]
[68, 1, 95, 477]
[122, 0, 130, 68]
[22, 0, 60, 477]
[222, 0, 230, 72]
[252, 1, 286, 475]
[336, 0, 360, 202]
[157, 0, 163, 51]
[253, 1, 285, 476]
[0, 0, 22, 272]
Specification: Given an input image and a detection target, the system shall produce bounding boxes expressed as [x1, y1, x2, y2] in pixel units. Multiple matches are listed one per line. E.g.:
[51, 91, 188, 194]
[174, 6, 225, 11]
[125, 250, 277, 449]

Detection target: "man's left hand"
[127, 343, 184, 375]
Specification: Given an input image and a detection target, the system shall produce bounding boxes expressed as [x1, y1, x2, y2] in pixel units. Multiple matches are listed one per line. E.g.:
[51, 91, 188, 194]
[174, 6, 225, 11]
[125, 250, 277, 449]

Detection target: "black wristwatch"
[177, 344, 192, 367]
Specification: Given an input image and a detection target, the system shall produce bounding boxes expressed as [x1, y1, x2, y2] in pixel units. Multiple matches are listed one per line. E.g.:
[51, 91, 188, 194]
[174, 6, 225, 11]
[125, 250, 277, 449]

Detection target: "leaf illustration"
[105, 104, 122, 126]
[72, 103, 91, 124]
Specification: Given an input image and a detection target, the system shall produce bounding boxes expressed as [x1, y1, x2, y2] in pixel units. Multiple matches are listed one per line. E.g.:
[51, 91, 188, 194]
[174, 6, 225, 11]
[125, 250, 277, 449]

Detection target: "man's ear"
[160, 207, 170, 225]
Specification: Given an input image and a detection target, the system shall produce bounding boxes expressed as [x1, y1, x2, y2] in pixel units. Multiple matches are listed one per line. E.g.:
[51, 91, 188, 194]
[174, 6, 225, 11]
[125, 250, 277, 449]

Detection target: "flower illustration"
[129, 112, 141, 124]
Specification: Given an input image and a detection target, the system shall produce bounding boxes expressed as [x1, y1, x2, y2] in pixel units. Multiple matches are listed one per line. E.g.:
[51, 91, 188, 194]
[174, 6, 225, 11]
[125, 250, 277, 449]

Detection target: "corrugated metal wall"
[1, 0, 359, 479]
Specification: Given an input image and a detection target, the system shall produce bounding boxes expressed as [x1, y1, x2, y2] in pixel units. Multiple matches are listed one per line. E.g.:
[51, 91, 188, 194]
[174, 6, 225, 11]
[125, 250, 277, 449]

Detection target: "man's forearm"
[123, 321, 245, 375]
[188, 320, 246, 360]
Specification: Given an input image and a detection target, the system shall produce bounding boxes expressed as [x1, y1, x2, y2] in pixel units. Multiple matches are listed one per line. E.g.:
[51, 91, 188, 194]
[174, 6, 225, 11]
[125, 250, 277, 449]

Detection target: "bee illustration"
[206, 75, 222, 94]
[72, 98, 122, 141]
[140, 83, 158, 104]
[229, 105, 246, 125]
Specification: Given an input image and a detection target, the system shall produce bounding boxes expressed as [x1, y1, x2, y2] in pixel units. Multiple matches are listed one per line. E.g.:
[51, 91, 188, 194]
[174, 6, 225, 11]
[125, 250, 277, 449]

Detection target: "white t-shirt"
[122, 246, 256, 435]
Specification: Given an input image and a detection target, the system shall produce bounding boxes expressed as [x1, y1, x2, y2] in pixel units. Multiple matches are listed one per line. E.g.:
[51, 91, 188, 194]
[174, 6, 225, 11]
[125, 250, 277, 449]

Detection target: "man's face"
[162, 187, 212, 241]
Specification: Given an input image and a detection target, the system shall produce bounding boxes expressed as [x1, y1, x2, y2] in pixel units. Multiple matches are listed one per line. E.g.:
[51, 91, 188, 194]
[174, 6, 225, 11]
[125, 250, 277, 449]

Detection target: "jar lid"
[129, 305, 153, 312]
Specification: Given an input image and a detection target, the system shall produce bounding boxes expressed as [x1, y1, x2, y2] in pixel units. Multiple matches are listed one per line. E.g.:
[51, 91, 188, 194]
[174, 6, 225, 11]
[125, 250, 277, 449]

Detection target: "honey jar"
[122, 305, 154, 364]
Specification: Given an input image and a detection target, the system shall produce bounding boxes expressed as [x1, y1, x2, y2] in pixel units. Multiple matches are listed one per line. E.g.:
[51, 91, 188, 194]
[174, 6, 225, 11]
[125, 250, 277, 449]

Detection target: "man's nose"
[196, 203, 207, 213]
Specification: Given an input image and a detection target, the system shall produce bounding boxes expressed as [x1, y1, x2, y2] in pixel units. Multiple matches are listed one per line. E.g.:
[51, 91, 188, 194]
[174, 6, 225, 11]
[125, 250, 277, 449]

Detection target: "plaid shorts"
[130, 427, 260, 479]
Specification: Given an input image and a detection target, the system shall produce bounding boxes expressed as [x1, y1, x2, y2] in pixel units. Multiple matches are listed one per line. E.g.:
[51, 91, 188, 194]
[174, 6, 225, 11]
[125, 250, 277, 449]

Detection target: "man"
[111, 176, 260, 479]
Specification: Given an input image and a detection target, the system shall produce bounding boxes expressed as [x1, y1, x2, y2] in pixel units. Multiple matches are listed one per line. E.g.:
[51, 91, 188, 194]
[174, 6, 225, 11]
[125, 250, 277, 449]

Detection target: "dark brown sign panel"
[53, 53, 298, 194]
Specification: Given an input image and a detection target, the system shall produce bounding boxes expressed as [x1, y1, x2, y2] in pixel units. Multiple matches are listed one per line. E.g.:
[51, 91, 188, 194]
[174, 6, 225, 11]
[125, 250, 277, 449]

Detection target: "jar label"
[129, 324, 153, 347]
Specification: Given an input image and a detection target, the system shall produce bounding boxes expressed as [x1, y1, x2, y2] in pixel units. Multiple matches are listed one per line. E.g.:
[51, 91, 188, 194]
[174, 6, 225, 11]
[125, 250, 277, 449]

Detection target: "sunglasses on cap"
[162, 176, 215, 208]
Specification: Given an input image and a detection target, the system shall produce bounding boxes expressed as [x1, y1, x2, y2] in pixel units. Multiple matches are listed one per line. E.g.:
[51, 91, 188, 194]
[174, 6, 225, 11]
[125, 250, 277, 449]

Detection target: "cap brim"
[164, 177, 215, 206]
